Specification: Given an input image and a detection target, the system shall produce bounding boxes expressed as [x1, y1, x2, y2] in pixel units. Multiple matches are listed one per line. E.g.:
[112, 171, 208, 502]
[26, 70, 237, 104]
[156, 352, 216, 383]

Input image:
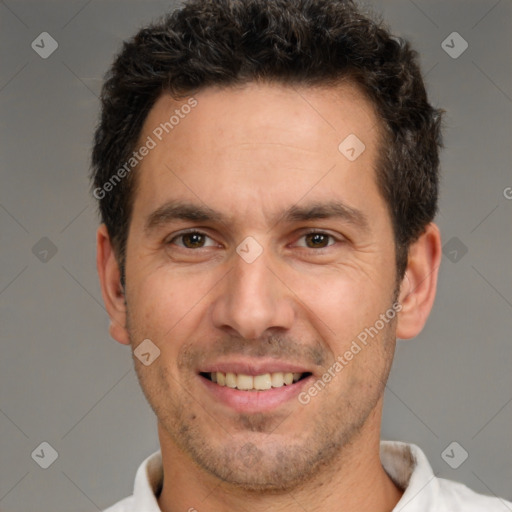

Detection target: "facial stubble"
[126, 301, 398, 493]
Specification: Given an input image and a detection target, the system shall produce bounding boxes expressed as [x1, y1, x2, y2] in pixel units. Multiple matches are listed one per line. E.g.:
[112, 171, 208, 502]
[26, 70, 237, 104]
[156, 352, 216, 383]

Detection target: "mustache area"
[177, 334, 328, 373]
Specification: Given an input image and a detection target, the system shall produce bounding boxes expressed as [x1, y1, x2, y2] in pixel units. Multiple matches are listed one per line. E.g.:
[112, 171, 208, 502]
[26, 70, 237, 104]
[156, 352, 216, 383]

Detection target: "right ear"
[96, 224, 130, 345]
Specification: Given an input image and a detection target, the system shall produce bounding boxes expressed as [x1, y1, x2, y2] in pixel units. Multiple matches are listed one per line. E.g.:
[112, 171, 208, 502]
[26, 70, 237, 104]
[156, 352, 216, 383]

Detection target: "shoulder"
[436, 477, 512, 511]
[380, 441, 511, 511]
[102, 495, 135, 512]
[101, 449, 162, 512]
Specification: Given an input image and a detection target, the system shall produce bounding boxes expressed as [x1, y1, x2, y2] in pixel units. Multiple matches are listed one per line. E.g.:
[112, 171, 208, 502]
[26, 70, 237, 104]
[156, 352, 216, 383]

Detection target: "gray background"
[1, 0, 511, 510]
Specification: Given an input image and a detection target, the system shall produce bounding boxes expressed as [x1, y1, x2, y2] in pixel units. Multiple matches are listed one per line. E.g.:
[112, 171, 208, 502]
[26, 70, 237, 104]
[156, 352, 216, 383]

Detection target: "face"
[122, 82, 400, 490]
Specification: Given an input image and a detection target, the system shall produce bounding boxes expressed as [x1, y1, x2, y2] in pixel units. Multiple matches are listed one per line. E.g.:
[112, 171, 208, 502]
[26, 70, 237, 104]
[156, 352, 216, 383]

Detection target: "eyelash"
[166, 229, 341, 252]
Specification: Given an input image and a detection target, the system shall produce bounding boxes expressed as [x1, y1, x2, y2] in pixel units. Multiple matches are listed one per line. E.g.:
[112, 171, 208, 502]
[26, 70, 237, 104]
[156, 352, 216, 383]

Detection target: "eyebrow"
[144, 199, 369, 235]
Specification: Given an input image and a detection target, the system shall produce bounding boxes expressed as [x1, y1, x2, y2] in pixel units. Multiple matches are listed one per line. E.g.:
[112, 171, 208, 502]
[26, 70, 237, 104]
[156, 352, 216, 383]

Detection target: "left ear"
[396, 223, 442, 340]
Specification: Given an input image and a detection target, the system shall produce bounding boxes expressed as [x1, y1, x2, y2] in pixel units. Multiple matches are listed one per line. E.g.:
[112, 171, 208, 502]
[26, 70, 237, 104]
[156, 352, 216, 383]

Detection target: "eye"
[167, 230, 218, 249]
[166, 230, 340, 251]
[294, 231, 338, 250]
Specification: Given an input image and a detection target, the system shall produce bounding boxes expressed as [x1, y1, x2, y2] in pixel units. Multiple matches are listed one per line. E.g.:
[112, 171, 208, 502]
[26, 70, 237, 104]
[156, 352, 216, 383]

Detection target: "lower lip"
[199, 374, 312, 413]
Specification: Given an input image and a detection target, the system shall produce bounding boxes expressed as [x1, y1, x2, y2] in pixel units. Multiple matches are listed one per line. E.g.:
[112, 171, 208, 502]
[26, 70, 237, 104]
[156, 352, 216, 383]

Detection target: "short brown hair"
[90, 0, 444, 287]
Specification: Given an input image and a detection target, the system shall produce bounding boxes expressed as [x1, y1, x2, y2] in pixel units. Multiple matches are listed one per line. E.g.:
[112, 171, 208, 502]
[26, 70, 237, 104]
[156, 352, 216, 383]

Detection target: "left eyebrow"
[144, 199, 370, 236]
[278, 202, 369, 232]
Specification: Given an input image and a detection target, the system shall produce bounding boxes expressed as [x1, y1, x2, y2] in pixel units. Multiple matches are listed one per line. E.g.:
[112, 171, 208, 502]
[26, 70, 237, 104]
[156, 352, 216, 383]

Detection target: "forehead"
[144, 81, 379, 153]
[130, 81, 386, 231]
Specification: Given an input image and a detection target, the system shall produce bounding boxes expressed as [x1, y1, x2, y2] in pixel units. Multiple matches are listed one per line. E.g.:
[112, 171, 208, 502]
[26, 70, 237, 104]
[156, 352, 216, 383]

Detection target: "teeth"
[253, 374, 272, 390]
[225, 372, 237, 388]
[271, 372, 284, 388]
[210, 371, 304, 390]
[237, 374, 253, 390]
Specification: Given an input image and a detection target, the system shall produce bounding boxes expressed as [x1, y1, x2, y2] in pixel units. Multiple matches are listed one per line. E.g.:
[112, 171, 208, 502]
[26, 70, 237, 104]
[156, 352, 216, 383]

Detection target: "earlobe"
[96, 224, 131, 345]
[396, 223, 442, 340]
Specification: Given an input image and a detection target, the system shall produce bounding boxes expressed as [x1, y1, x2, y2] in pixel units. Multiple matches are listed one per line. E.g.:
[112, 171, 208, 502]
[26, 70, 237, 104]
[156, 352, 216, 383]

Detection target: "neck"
[156, 404, 403, 512]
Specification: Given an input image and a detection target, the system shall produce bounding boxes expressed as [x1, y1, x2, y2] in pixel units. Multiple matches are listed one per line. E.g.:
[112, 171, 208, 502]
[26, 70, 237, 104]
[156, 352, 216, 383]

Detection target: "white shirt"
[103, 441, 511, 511]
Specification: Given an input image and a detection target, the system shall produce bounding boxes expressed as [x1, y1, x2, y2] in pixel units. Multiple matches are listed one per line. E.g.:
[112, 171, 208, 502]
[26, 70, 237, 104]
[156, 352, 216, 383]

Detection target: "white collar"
[120, 440, 506, 511]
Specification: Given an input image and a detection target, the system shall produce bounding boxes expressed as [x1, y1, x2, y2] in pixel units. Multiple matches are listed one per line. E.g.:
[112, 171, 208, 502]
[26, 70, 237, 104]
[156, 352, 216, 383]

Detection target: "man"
[91, 0, 511, 510]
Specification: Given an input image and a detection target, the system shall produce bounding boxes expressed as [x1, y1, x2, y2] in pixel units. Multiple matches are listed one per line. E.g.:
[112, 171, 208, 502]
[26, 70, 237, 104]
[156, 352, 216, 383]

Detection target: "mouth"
[199, 371, 313, 391]
[197, 364, 314, 413]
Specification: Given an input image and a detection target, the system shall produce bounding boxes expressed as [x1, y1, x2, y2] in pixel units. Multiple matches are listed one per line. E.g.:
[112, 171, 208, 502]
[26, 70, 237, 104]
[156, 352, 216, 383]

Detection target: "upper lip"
[199, 359, 312, 376]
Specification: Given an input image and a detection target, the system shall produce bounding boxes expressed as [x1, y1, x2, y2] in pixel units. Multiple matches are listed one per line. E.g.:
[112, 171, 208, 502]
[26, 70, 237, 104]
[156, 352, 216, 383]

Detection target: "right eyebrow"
[144, 201, 227, 236]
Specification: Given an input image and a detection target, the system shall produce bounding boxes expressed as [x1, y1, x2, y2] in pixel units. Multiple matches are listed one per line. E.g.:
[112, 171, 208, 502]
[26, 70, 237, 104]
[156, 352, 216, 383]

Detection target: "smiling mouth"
[200, 371, 312, 391]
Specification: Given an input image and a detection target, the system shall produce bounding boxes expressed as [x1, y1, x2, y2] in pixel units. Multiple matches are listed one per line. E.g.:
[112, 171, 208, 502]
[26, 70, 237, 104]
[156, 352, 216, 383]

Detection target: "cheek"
[292, 267, 388, 347]
[128, 270, 205, 345]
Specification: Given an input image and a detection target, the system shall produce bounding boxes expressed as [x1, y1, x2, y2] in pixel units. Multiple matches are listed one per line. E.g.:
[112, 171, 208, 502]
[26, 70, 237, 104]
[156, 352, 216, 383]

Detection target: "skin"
[97, 81, 441, 512]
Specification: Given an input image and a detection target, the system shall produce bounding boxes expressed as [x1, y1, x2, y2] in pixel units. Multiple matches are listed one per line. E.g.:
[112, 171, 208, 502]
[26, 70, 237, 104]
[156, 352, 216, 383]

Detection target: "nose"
[210, 246, 295, 340]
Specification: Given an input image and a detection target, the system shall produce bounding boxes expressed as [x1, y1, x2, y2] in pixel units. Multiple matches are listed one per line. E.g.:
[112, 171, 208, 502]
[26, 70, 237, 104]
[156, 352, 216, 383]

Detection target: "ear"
[96, 223, 130, 345]
[396, 223, 442, 340]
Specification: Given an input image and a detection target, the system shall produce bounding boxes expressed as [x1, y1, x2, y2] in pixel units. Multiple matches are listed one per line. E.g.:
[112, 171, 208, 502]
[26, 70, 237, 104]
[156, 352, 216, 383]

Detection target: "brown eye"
[181, 233, 206, 248]
[168, 231, 217, 249]
[303, 232, 332, 249]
